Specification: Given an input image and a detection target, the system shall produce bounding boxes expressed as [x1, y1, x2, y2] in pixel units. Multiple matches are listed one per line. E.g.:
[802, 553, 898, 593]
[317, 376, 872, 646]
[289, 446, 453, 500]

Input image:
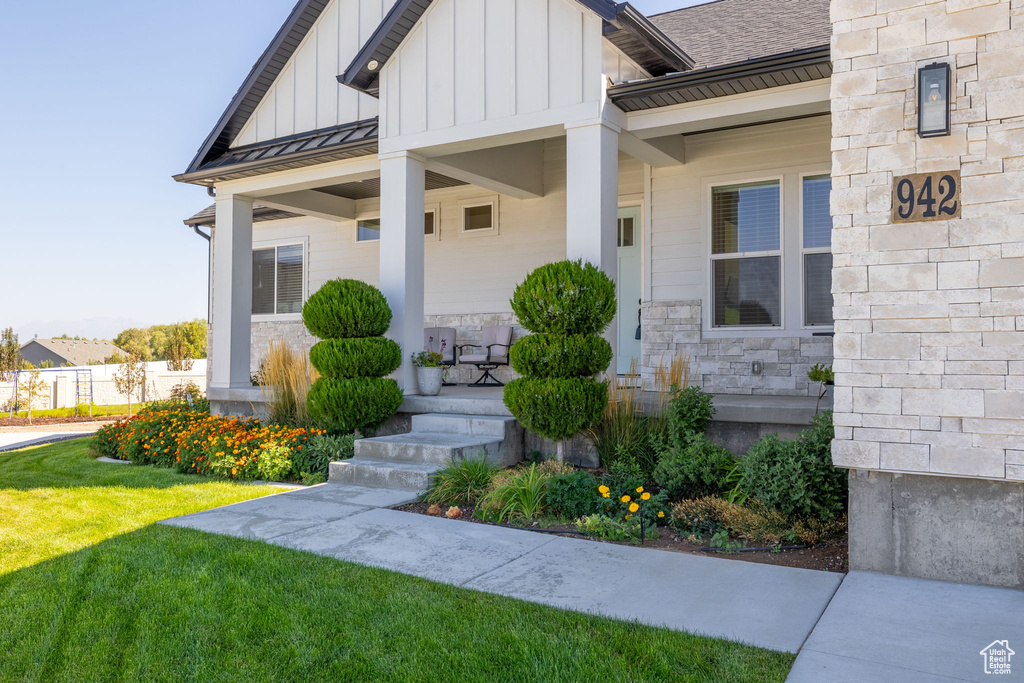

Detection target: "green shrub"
[310, 338, 402, 379]
[302, 279, 392, 339]
[305, 279, 402, 435]
[509, 334, 612, 378]
[292, 433, 356, 478]
[504, 377, 608, 442]
[476, 464, 549, 522]
[654, 434, 737, 501]
[301, 471, 327, 486]
[595, 462, 671, 527]
[510, 260, 616, 335]
[256, 444, 294, 482]
[666, 386, 716, 441]
[425, 456, 499, 506]
[308, 377, 403, 435]
[546, 470, 601, 519]
[576, 514, 660, 544]
[740, 411, 845, 521]
[91, 423, 120, 458]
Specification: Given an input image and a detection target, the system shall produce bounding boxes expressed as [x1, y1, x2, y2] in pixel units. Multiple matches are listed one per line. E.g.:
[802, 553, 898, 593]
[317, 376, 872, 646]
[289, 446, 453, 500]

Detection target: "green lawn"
[0, 440, 795, 682]
[6, 402, 149, 420]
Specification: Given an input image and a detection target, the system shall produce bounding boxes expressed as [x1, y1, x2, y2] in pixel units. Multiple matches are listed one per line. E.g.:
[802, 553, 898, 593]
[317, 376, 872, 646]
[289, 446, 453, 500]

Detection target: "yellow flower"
[629, 503, 639, 513]
[598, 485, 609, 494]
[636, 486, 644, 494]
[602, 492, 610, 498]
[658, 511, 665, 518]
[641, 492, 651, 501]
[625, 514, 632, 520]
[621, 495, 630, 503]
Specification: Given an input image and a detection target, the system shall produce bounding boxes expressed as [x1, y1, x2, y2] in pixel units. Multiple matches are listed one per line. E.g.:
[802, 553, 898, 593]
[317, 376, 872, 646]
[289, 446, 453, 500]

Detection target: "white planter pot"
[416, 366, 444, 396]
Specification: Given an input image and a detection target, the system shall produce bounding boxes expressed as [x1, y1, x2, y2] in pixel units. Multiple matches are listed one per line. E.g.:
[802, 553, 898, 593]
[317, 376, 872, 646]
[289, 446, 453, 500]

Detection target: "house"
[176, 0, 1024, 588]
[19, 338, 127, 368]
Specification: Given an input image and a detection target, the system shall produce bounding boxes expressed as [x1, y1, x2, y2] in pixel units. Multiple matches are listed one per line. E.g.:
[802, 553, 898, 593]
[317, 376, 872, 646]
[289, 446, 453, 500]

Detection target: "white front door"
[617, 207, 642, 375]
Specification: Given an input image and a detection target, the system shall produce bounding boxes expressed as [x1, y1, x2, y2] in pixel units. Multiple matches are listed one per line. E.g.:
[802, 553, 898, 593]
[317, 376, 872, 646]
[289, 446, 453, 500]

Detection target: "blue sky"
[0, 0, 708, 340]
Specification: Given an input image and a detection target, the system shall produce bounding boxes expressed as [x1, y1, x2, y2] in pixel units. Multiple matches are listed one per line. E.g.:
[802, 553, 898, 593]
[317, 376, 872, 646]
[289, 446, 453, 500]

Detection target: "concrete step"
[411, 413, 518, 439]
[355, 432, 505, 465]
[328, 457, 439, 491]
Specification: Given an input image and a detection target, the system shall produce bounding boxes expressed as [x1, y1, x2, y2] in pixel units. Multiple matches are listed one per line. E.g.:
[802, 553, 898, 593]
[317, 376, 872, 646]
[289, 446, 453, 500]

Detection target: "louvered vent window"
[802, 175, 834, 326]
[711, 181, 781, 327]
[252, 245, 304, 315]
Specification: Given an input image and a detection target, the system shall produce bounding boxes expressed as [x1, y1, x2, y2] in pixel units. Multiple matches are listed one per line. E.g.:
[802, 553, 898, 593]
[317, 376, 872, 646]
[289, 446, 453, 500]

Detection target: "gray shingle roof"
[650, 0, 831, 69]
[21, 339, 128, 367]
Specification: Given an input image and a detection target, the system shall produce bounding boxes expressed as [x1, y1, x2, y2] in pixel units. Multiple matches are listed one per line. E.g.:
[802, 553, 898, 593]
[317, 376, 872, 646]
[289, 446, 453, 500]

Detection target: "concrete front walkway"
[0, 424, 106, 452]
[788, 570, 1024, 682]
[160, 482, 843, 653]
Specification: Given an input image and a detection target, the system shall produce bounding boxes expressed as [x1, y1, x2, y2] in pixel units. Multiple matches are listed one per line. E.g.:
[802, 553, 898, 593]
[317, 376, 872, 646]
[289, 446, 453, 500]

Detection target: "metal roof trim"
[608, 45, 831, 108]
[173, 119, 379, 186]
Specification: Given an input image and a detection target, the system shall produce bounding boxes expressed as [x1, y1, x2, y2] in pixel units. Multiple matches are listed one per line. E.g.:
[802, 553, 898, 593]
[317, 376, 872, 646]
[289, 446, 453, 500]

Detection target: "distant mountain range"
[14, 317, 150, 342]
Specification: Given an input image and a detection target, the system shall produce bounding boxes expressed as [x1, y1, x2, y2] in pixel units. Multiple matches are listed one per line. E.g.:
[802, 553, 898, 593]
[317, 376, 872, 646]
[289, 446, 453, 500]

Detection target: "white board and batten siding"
[380, 0, 645, 146]
[233, 0, 386, 147]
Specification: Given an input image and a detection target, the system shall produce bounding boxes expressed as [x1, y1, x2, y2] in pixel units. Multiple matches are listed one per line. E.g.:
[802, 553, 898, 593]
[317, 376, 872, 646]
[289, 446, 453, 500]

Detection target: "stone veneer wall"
[830, 0, 1024, 480]
[640, 301, 834, 397]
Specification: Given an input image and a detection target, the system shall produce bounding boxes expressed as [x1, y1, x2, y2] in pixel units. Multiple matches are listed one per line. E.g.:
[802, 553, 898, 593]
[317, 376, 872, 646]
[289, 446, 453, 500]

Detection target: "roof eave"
[607, 3, 695, 74]
[607, 45, 831, 108]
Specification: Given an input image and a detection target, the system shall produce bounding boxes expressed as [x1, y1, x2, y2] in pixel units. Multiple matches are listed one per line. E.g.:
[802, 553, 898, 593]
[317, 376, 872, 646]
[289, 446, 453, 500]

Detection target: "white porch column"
[210, 195, 254, 389]
[565, 121, 619, 373]
[379, 151, 426, 394]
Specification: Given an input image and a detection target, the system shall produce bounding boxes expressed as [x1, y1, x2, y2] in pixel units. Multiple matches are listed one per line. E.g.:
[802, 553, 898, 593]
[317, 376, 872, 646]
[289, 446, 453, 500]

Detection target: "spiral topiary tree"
[504, 260, 616, 461]
[304, 279, 404, 435]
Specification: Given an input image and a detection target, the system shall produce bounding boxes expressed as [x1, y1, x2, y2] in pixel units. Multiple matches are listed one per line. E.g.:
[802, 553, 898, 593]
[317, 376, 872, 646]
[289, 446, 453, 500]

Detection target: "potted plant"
[411, 350, 445, 396]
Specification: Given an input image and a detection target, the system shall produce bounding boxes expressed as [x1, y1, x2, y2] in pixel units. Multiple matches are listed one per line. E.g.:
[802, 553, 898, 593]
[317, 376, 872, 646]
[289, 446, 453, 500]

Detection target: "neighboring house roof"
[340, 0, 693, 95]
[21, 339, 127, 366]
[649, 0, 831, 70]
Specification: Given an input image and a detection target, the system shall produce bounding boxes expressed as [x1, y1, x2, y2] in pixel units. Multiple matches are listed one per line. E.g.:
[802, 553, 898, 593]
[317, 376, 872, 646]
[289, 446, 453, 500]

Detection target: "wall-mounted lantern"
[918, 62, 951, 138]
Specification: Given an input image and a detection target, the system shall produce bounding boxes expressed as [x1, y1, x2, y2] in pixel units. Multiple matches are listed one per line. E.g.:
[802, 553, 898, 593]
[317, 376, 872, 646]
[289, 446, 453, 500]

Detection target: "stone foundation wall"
[640, 300, 834, 397]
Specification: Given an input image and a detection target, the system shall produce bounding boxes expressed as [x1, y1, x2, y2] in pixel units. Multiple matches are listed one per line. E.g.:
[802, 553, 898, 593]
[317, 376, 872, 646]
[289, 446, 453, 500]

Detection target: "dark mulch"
[395, 501, 848, 573]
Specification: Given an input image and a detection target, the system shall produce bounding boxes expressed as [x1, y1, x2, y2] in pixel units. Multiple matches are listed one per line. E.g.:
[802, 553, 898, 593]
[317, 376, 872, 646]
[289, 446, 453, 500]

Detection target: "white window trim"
[459, 195, 499, 235]
[251, 237, 308, 322]
[353, 214, 381, 245]
[706, 176, 785, 332]
[354, 206, 443, 244]
[425, 202, 441, 242]
[799, 171, 835, 330]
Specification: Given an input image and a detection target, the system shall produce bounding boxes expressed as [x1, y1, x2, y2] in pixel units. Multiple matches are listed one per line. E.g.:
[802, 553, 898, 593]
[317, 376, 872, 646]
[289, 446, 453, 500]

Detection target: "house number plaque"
[891, 170, 961, 223]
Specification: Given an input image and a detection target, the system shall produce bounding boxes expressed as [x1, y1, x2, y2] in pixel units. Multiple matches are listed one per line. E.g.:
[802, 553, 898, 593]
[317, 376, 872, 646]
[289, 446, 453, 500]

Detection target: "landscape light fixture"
[918, 62, 951, 138]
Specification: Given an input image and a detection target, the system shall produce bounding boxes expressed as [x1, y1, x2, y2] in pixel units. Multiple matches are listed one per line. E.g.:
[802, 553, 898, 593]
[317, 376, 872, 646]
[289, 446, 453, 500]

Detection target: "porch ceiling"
[318, 171, 468, 201]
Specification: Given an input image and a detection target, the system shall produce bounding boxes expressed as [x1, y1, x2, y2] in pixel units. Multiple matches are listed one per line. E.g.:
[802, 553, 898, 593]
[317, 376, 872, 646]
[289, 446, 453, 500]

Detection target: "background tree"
[0, 328, 20, 381]
[165, 326, 194, 371]
[113, 328, 152, 361]
[16, 369, 47, 424]
[113, 350, 147, 416]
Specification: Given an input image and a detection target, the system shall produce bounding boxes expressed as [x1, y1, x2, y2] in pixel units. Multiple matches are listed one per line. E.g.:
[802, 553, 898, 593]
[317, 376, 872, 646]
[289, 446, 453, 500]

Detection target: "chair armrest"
[485, 343, 510, 362]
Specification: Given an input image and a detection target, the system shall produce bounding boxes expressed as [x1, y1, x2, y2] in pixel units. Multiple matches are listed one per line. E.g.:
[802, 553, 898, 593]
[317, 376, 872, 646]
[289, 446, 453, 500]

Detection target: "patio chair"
[459, 326, 513, 387]
[423, 327, 457, 386]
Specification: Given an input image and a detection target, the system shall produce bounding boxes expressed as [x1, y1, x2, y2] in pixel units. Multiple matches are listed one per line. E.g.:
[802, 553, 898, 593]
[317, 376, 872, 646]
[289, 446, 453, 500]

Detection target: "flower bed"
[92, 405, 324, 483]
